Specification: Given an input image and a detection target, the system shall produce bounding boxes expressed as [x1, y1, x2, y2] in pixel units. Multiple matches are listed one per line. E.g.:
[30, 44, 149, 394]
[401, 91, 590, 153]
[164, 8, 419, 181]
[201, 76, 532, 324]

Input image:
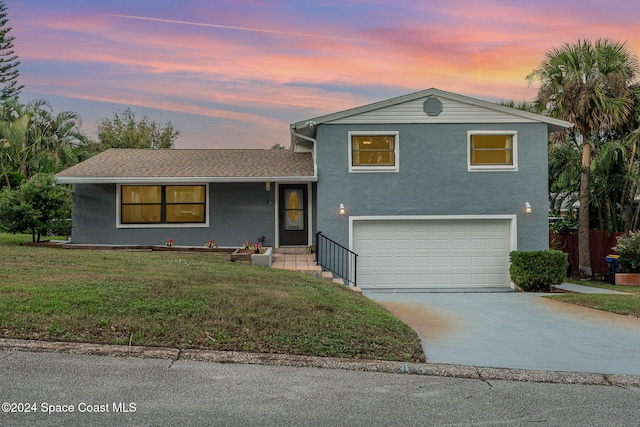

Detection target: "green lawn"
[0, 233, 425, 362]
[547, 279, 640, 318]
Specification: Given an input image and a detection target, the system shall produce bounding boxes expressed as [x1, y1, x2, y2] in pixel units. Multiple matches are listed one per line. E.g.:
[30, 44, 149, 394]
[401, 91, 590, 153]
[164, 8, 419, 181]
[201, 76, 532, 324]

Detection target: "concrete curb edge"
[1, 338, 638, 387]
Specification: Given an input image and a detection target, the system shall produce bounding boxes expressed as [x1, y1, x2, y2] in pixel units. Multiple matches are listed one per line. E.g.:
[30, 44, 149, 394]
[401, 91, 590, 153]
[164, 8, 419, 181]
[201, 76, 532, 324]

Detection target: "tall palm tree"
[528, 39, 638, 278]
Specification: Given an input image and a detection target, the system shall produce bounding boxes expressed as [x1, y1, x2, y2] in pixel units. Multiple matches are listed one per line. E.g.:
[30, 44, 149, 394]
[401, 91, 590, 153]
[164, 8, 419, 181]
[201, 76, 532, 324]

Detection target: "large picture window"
[121, 185, 206, 224]
[468, 131, 517, 171]
[349, 131, 399, 172]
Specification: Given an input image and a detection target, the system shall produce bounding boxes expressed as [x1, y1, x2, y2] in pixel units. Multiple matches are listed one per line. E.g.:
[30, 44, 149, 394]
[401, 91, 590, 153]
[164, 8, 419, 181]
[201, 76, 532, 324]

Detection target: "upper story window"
[468, 131, 517, 171]
[349, 131, 399, 172]
[119, 184, 207, 226]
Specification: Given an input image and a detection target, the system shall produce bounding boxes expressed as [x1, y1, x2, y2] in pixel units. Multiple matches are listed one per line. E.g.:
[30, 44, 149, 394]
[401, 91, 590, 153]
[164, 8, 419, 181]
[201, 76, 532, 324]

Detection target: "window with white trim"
[468, 131, 517, 171]
[349, 131, 399, 172]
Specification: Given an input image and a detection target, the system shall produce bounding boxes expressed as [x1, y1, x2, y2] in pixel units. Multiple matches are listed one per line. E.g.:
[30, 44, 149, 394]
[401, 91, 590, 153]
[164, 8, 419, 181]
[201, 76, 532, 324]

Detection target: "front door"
[279, 184, 308, 246]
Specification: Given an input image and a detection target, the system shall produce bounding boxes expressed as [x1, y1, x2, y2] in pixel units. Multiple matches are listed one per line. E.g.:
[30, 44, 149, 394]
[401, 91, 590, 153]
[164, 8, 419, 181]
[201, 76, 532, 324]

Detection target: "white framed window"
[348, 131, 399, 173]
[116, 183, 209, 228]
[468, 131, 518, 171]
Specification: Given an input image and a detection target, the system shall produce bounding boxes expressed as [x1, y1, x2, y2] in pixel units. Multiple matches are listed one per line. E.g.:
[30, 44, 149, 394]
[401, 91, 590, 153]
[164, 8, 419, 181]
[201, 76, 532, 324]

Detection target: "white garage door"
[353, 219, 511, 289]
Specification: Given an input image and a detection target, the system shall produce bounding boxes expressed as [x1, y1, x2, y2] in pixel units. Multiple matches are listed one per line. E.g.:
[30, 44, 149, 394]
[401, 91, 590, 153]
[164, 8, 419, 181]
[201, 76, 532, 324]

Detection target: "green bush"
[509, 250, 568, 292]
[612, 232, 640, 269]
[0, 173, 72, 242]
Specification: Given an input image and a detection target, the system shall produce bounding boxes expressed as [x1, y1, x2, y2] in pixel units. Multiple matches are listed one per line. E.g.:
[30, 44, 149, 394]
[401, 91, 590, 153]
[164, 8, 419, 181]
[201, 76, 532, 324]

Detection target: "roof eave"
[548, 122, 575, 133]
[55, 176, 318, 185]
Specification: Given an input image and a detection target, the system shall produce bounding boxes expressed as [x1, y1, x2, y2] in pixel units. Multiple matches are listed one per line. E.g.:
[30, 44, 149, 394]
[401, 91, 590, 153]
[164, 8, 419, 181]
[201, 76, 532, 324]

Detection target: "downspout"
[290, 123, 318, 179]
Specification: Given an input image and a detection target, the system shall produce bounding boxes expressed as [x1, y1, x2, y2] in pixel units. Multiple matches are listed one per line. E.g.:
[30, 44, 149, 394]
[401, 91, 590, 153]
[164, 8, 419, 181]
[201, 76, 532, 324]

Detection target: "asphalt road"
[1, 350, 639, 426]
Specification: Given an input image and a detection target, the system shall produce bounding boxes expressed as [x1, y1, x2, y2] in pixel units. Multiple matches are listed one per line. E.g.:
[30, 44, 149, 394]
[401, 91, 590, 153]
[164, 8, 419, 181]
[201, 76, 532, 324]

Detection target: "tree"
[548, 126, 640, 234]
[549, 84, 640, 234]
[0, 100, 86, 188]
[0, 1, 23, 101]
[97, 108, 179, 150]
[528, 39, 639, 278]
[0, 173, 72, 242]
[27, 101, 87, 174]
[548, 138, 581, 219]
[0, 105, 31, 188]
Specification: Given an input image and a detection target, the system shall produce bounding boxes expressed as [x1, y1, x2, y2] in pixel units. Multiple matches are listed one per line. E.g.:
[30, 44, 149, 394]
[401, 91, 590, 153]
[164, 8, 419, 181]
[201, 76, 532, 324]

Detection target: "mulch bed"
[20, 241, 237, 254]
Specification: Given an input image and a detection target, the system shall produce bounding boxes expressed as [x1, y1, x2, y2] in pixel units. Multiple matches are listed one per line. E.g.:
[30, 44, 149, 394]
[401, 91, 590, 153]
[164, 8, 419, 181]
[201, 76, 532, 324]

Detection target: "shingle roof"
[56, 149, 316, 183]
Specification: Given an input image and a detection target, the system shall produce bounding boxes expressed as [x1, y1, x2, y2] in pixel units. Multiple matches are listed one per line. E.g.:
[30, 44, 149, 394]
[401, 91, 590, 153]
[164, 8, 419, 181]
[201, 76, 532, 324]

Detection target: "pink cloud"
[12, 0, 640, 149]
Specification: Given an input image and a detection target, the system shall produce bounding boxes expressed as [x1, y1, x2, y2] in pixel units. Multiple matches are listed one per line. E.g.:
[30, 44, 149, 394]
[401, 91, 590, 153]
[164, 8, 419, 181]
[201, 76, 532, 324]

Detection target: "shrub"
[612, 232, 640, 270]
[0, 173, 72, 242]
[509, 250, 568, 292]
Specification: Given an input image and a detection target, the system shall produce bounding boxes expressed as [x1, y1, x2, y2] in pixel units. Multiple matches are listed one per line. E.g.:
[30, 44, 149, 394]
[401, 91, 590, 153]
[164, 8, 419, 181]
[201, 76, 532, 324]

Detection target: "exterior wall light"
[339, 203, 346, 215]
[525, 202, 532, 214]
[265, 182, 271, 192]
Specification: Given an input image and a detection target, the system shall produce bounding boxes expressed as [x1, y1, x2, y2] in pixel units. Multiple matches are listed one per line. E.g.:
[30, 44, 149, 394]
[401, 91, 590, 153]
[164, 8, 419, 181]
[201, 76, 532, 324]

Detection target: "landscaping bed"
[20, 240, 237, 254]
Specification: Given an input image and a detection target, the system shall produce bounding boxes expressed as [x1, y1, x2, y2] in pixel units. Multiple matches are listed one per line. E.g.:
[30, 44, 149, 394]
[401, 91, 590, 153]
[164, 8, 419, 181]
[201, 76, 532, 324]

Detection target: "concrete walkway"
[364, 289, 640, 375]
[555, 282, 631, 294]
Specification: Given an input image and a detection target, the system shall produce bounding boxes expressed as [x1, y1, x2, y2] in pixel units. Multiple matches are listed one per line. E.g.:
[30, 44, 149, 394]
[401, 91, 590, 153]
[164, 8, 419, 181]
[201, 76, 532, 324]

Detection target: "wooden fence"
[549, 230, 623, 277]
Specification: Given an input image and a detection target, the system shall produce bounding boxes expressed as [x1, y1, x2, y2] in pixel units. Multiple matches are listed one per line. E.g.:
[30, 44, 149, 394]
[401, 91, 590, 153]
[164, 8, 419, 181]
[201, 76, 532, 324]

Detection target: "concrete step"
[272, 252, 359, 292]
[319, 270, 361, 292]
[321, 271, 334, 280]
[272, 247, 312, 255]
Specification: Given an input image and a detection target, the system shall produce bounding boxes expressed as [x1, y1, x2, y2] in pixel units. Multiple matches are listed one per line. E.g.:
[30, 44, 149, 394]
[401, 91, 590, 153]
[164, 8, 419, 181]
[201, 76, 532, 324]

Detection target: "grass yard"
[0, 234, 425, 362]
[547, 279, 640, 318]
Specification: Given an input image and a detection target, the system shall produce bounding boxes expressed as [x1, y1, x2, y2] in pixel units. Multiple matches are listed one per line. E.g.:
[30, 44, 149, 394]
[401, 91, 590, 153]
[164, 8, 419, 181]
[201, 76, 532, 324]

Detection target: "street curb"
[1, 338, 638, 387]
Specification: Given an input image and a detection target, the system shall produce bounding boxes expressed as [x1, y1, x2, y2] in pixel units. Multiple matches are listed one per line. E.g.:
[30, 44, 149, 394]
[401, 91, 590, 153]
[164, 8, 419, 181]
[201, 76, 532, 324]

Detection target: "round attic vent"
[423, 97, 443, 116]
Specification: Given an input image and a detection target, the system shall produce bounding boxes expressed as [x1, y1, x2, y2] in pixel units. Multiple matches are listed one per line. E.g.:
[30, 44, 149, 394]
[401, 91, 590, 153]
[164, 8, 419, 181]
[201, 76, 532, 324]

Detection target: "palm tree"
[620, 127, 640, 230]
[0, 107, 31, 188]
[528, 39, 638, 278]
[548, 138, 581, 216]
[27, 102, 85, 174]
[0, 100, 86, 187]
[589, 139, 640, 232]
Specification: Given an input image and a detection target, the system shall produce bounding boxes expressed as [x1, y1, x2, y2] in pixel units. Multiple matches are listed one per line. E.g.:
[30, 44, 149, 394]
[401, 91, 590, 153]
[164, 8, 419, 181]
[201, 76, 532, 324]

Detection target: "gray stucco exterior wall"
[70, 182, 276, 247]
[314, 122, 550, 251]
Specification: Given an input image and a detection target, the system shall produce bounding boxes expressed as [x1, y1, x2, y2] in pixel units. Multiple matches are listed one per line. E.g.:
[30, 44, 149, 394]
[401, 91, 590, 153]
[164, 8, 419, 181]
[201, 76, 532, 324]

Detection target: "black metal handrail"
[315, 231, 358, 286]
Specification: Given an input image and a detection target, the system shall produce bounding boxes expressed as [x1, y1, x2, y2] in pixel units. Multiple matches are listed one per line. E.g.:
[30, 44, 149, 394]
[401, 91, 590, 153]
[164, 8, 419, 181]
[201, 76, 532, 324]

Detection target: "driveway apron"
[364, 291, 640, 375]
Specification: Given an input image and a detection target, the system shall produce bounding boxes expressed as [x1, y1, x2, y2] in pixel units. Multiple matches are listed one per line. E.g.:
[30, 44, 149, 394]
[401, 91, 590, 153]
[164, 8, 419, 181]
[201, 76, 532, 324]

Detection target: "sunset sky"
[10, 0, 640, 149]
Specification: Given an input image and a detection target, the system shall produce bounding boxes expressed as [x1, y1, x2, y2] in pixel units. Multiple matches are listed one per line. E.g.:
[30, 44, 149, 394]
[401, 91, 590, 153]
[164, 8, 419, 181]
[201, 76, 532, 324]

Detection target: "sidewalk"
[555, 282, 630, 294]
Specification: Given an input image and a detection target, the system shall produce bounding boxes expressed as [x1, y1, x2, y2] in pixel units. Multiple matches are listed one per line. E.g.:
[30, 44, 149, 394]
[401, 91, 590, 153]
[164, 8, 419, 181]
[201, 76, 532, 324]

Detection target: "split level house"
[56, 88, 572, 291]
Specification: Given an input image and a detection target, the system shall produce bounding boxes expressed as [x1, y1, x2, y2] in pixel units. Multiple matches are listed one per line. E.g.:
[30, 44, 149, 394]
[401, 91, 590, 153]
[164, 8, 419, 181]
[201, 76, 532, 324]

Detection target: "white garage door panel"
[353, 219, 511, 289]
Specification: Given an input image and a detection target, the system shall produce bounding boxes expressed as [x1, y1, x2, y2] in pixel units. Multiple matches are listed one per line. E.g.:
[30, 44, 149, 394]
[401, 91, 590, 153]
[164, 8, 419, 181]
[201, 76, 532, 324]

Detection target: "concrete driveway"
[364, 289, 640, 375]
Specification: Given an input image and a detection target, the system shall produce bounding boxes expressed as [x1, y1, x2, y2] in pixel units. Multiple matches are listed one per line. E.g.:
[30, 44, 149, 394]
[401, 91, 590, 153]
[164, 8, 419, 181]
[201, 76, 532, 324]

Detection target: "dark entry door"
[279, 184, 308, 246]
